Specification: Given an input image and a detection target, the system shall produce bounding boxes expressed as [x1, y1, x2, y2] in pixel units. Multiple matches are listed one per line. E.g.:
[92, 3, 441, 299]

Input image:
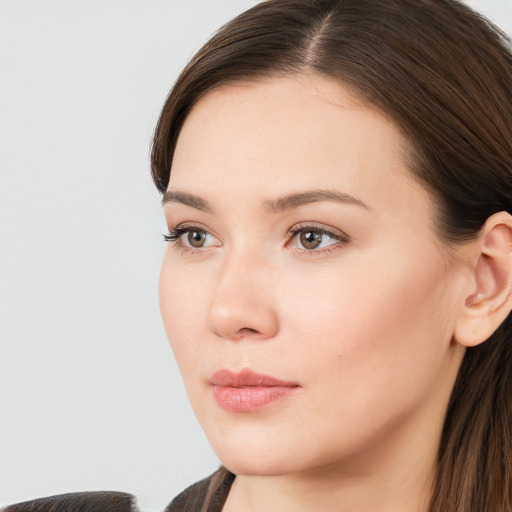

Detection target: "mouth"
[209, 369, 300, 413]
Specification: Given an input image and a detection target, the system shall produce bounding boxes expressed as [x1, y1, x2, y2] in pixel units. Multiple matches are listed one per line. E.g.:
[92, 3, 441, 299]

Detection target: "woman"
[5, 0, 512, 511]
[154, 0, 512, 510]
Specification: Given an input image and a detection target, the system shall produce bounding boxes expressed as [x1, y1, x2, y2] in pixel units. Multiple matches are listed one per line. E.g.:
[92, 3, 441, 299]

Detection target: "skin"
[159, 74, 476, 512]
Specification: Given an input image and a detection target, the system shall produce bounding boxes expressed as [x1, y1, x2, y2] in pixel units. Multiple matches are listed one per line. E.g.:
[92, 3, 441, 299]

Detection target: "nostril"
[238, 327, 260, 337]
[227, 326, 270, 341]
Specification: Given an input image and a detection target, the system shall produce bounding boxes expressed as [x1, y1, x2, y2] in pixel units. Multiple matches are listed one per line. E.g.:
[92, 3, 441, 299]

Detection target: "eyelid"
[168, 221, 217, 237]
[286, 222, 349, 241]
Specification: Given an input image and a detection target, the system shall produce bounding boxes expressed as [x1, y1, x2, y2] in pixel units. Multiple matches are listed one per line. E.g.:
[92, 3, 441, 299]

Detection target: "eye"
[163, 225, 219, 250]
[288, 225, 348, 252]
[183, 229, 209, 248]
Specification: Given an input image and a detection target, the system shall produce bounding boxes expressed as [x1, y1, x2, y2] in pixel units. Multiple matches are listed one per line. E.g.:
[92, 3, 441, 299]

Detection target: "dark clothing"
[2, 469, 234, 512]
[165, 469, 234, 512]
[2, 492, 135, 512]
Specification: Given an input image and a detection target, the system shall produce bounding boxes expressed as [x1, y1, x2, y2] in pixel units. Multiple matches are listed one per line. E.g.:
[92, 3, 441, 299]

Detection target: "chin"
[220, 452, 304, 477]
[206, 429, 325, 477]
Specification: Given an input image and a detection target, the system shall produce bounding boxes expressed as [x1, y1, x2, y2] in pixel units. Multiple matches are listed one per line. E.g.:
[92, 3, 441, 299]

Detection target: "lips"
[209, 369, 300, 413]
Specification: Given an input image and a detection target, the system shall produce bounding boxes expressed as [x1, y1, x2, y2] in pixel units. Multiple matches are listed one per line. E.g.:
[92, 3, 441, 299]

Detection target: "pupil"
[188, 230, 206, 247]
[300, 231, 322, 249]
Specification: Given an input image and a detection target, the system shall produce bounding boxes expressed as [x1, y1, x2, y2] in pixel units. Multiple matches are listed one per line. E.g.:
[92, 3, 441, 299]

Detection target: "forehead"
[169, 74, 424, 215]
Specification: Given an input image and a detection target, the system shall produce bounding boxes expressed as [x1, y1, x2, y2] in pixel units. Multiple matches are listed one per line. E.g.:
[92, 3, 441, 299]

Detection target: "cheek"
[265, 251, 459, 464]
[278, 249, 455, 395]
[159, 255, 210, 369]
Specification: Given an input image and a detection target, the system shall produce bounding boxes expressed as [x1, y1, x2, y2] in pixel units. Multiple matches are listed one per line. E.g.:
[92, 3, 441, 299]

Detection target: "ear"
[454, 211, 512, 347]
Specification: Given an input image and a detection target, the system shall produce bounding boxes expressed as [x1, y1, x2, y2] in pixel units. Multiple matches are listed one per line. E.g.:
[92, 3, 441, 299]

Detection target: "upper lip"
[209, 369, 299, 388]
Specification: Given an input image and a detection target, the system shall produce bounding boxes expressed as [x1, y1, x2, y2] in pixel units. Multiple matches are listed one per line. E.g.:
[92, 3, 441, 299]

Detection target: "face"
[160, 75, 467, 477]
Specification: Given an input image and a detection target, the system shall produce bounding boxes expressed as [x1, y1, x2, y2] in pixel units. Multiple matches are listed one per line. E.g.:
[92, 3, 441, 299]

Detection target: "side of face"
[159, 75, 470, 477]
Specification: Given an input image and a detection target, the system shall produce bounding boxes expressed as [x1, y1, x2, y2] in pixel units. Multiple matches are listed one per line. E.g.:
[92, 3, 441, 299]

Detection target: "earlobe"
[454, 212, 512, 348]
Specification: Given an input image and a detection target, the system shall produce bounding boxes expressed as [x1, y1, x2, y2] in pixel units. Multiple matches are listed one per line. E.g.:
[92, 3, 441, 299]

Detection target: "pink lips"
[210, 369, 300, 413]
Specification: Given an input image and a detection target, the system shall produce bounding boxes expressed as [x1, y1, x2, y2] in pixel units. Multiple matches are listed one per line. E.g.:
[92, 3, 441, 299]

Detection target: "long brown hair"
[152, 1, 512, 510]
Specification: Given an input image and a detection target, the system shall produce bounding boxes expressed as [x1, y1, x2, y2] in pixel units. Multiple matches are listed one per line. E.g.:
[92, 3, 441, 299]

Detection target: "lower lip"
[212, 385, 298, 412]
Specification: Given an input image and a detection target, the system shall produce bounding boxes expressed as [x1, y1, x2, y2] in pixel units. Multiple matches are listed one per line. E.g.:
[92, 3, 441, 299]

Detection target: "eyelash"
[162, 225, 208, 255]
[163, 227, 192, 243]
[163, 223, 350, 256]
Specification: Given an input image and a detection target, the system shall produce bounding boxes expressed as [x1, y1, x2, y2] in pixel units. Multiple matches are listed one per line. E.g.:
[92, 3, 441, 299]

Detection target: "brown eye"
[299, 230, 323, 250]
[187, 230, 207, 248]
[290, 225, 346, 253]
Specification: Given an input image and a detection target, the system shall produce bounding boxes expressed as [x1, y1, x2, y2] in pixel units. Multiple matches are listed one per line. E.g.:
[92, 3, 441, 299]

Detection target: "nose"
[207, 248, 279, 341]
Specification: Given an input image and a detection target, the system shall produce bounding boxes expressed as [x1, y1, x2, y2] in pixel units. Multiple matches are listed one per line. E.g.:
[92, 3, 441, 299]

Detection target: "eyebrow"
[263, 189, 368, 212]
[162, 189, 368, 213]
[162, 190, 213, 212]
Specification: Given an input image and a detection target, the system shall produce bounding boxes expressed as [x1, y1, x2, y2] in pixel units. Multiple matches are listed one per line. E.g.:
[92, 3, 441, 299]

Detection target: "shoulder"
[2, 491, 135, 512]
[2, 470, 234, 512]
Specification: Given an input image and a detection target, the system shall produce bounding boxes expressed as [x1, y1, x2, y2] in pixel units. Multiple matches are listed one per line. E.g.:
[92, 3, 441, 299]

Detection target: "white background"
[0, 1, 511, 510]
